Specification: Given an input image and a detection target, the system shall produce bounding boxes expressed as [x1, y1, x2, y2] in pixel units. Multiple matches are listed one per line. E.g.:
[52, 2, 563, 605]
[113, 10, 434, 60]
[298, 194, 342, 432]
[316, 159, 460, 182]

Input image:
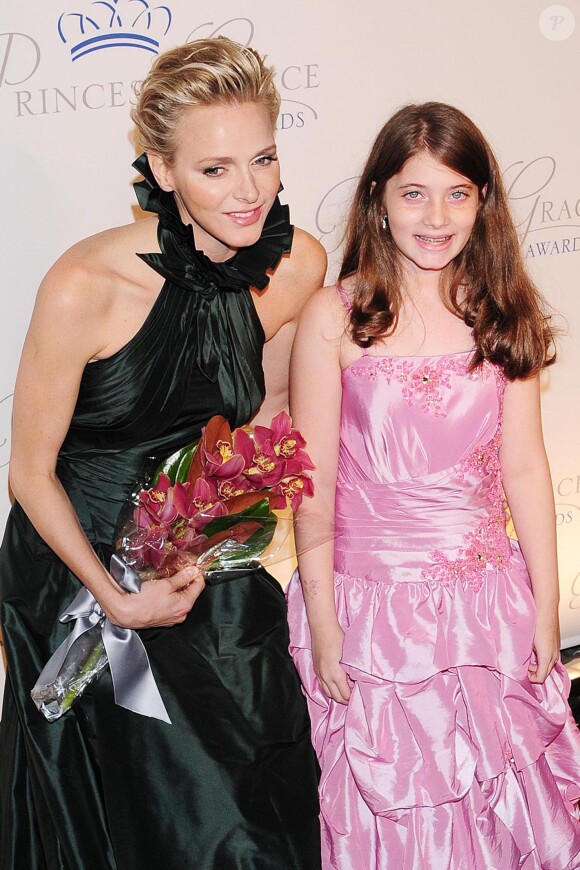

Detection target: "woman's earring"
[381, 214, 389, 230]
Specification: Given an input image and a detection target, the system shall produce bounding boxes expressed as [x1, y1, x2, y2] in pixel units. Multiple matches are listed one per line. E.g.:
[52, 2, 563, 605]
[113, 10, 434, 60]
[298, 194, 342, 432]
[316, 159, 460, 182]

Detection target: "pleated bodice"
[57, 278, 264, 545]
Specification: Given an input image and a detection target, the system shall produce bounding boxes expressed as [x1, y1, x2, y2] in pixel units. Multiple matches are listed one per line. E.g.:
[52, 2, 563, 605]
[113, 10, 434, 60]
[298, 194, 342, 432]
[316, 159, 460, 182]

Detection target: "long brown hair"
[339, 102, 555, 378]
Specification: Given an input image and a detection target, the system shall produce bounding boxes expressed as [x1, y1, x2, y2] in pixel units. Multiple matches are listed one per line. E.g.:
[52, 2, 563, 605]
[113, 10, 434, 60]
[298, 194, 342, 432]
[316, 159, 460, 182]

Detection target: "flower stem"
[60, 638, 106, 712]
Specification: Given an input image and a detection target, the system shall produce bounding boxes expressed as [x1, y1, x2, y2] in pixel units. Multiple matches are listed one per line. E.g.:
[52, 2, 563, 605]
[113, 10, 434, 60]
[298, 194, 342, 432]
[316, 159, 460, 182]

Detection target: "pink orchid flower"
[137, 473, 179, 526]
[270, 474, 315, 512]
[138, 525, 174, 570]
[168, 520, 208, 553]
[201, 437, 246, 480]
[254, 411, 315, 471]
[216, 475, 253, 502]
[172, 478, 225, 523]
[233, 427, 286, 488]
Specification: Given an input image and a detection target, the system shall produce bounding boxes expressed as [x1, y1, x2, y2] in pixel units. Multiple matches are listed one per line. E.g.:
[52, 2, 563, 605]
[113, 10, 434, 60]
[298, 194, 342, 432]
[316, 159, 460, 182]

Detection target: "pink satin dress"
[287, 298, 580, 869]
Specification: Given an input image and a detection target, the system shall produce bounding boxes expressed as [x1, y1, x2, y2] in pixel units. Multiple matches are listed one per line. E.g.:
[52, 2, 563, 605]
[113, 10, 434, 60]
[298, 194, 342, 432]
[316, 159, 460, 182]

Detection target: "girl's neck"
[401, 270, 444, 306]
[399, 254, 449, 297]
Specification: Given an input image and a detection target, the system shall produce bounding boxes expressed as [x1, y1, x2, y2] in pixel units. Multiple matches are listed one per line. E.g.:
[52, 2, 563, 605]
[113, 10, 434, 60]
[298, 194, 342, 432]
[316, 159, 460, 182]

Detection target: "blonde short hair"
[132, 37, 280, 163]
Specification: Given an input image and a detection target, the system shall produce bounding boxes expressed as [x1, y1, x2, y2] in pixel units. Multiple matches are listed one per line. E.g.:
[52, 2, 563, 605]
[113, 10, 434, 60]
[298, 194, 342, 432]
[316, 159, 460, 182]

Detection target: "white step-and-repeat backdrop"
[1, 1, 579, 702]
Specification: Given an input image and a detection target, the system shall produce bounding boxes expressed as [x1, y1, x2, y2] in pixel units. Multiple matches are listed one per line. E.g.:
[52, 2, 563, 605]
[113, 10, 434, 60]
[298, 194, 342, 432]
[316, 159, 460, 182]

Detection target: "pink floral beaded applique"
[422, 371, 510, 592]
[350, 354, 489, 418]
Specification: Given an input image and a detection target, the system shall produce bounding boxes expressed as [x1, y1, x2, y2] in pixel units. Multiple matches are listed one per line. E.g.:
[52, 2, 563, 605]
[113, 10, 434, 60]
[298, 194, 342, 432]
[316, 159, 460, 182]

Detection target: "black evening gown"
[0, 156, 321, 870]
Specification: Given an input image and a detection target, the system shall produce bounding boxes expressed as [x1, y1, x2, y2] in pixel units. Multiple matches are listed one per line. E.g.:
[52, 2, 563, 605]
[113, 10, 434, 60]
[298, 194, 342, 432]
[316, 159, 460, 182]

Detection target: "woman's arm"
[500, 374, 560, 683]
[9, 254, 203, 629]
[290, 286, 350, 703]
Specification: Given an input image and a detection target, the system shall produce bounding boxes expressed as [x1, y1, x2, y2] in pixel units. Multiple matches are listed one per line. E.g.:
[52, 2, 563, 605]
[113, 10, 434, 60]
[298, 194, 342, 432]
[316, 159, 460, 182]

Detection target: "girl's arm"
[252, 228, 327, 425]
[500, 374, 560, 683]
[290, 286, 350, 704]
[9, 258, 203, 630]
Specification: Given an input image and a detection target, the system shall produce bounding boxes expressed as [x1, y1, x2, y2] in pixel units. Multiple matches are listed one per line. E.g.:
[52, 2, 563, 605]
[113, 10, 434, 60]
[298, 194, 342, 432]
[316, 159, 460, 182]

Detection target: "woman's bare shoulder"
[25, 217, 162, 362]
[279, 227, 327, 291]
[55, 217, 158, 272]
[39, 217, 160, 313]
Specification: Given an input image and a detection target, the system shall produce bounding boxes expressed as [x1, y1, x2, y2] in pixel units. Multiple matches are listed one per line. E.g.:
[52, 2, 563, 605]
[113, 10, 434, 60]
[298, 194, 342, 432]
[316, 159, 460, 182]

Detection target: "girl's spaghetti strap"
[336, 283, 369, 356]
[336, 282, 352, 312]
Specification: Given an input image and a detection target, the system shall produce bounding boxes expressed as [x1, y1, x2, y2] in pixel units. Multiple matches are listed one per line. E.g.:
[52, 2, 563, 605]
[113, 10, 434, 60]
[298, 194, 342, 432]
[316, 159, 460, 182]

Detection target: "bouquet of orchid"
[31, 412, 314, 723]
[118, 411, 314, 579]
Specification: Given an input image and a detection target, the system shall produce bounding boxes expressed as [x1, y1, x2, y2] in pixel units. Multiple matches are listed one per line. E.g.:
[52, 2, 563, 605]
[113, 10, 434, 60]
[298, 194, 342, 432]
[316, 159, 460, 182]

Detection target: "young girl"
[287, 102, 580, 869]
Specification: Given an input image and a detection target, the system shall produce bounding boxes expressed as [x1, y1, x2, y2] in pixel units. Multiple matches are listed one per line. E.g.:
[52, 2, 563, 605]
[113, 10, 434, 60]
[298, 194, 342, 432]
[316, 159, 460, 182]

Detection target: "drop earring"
[381, 214, 389, 230]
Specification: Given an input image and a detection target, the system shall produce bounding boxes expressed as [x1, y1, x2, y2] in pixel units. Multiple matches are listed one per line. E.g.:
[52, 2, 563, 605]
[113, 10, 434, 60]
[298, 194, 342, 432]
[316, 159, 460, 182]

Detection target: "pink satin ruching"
[287, 351, 580, 869]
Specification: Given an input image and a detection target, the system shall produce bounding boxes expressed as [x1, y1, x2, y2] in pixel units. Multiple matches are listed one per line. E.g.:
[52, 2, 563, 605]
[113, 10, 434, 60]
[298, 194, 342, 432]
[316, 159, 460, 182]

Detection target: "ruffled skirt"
[287, 544, 580, 869]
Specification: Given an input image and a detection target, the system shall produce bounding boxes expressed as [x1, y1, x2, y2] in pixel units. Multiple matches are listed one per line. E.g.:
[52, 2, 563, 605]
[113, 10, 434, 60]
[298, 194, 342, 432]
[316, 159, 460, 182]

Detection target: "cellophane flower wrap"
[31, 413, 314, 722]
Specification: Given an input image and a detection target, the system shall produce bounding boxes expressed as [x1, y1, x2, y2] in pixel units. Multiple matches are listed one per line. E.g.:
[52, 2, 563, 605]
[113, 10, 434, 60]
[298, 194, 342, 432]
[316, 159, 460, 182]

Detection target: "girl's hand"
[103, 564, 205, 629]
[312, 622, 351, 705]
[529, 612, 560, 684]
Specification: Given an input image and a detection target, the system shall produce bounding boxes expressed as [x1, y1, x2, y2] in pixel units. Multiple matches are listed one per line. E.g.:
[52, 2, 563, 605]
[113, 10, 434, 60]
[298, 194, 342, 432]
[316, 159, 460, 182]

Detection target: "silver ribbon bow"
[34, 554, 171, 723]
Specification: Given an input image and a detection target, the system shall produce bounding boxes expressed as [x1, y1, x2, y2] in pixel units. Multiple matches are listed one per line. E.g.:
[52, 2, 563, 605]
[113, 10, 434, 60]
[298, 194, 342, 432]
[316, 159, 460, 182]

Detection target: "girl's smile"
[382, 151, 480, 279]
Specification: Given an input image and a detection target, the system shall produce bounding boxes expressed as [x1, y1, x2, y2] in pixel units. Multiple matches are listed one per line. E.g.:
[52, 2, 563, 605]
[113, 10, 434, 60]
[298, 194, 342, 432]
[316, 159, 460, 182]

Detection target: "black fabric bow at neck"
[132, 153, 293, 299]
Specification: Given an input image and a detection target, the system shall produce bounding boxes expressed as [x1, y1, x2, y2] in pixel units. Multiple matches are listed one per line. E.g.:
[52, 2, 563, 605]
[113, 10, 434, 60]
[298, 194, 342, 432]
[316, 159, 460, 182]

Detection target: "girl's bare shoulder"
[299, 282, 350, 339]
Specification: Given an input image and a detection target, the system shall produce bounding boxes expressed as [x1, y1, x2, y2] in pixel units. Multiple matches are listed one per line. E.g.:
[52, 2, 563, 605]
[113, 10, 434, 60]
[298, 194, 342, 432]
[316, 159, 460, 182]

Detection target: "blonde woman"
[0, 38, 325, 869]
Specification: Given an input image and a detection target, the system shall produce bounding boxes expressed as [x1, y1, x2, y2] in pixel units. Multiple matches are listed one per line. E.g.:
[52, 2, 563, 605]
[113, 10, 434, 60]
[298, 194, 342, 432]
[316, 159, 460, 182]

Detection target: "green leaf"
[239, 519, 278, 560]
[201, 499, 273, 537]
[202, 515, 279, 571]
[195, 497, 284, 571]
[152, 439, 200, 485]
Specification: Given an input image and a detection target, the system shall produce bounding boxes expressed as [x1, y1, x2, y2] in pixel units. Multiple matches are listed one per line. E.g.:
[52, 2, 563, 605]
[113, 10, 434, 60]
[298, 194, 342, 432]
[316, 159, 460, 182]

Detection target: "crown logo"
[58, 0, 172, 61]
